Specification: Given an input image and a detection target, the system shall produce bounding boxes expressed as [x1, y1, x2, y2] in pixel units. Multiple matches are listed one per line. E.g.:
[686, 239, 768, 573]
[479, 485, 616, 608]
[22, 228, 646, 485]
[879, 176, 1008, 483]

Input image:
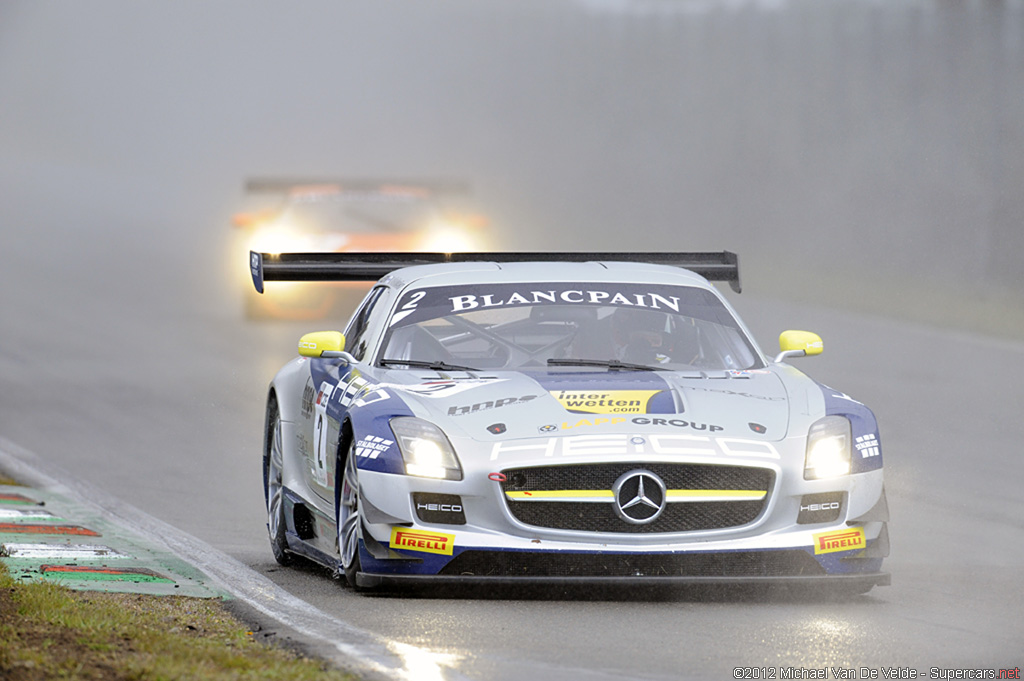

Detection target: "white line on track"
[0, 436, 470, 681]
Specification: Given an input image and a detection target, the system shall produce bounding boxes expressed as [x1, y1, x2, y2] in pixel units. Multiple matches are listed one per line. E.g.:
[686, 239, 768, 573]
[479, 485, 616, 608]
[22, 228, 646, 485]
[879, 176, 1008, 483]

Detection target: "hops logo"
[447, 395, 536, 416]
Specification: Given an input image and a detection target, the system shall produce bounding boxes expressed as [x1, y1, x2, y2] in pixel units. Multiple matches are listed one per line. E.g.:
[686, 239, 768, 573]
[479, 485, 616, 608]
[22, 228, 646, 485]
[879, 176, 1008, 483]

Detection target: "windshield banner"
[389, 283, 731, 328]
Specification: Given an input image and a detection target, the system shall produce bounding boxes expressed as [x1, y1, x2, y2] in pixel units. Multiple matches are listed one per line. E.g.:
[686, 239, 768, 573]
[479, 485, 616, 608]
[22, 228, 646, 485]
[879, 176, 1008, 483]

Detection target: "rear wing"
[250, 251, 741, 294]
[243, 178, 471, 196]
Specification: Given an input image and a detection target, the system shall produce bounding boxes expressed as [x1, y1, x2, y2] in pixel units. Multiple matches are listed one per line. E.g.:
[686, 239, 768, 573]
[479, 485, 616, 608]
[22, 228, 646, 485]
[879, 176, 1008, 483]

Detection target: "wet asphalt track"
[2, 1, 1023, 678]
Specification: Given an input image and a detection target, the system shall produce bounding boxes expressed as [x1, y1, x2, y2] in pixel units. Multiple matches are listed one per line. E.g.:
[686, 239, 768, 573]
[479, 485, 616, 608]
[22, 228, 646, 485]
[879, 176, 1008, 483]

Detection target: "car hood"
[382, 368, 794, 442]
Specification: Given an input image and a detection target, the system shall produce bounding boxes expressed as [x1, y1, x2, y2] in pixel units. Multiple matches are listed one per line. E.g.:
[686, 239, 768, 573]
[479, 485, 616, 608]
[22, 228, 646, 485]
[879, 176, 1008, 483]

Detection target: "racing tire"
[264, 397, 293, 566]
[338, 442, 364, 589]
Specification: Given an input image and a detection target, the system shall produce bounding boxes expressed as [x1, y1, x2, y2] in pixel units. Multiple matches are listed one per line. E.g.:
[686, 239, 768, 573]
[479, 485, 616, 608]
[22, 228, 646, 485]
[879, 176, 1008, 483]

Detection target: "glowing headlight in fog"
[390, 417, 463, 480]
[804, 415, 852, 480]
[249, 222, 310, 255]
[420, 224, 481, 253]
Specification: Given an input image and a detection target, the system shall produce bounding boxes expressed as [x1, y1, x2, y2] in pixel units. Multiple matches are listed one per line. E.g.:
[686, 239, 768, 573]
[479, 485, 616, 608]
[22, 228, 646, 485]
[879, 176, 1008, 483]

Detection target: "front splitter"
[356, 570, 890, 594]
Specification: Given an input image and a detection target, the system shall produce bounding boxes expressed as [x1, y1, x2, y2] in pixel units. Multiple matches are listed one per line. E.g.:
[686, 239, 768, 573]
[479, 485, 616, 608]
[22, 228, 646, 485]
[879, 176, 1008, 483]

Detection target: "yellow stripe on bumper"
[505, 489, 767, 502]
[504, 490, 614, 502]
[665, 489, 767, 502]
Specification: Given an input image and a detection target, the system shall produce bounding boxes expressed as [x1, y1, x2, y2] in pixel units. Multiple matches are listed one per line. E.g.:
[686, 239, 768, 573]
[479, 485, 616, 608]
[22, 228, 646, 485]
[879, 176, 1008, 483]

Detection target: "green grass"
[0, 561, 356, 681]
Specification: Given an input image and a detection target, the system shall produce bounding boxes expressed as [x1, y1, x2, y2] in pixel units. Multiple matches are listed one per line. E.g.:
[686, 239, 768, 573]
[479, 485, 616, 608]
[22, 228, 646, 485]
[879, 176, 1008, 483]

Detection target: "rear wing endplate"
[249, 251, 741, 294]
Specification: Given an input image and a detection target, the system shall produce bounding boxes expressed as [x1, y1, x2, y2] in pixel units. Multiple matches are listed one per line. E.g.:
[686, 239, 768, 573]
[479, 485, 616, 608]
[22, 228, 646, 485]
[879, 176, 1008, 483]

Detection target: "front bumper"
[355, 456, 889, 587]
[357, 510, 890, 592]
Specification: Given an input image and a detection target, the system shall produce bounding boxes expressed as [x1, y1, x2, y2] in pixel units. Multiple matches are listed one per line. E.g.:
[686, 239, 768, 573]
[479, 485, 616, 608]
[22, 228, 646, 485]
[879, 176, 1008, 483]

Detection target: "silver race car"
[253, 251, 889, 592]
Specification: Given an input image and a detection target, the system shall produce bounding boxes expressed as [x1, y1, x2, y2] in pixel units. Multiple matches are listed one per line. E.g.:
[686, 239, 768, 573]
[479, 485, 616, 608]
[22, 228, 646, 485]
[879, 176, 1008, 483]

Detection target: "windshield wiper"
[379, 358, 480, 372]
[547, 358, 667, 372]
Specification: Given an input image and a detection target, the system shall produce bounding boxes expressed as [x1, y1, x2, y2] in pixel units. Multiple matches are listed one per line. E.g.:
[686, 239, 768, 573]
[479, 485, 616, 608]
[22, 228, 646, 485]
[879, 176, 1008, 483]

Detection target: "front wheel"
[264, 398, 293, 566]
[338, 442, 363, 587]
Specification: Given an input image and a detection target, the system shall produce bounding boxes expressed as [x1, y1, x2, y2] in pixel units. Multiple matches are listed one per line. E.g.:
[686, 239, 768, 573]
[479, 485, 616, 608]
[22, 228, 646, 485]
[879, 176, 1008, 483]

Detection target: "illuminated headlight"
[249, 222, 310, 255]
[804, 415, 852, 480]
[390, 417, 463, 481]
[420, 223, 480, 253]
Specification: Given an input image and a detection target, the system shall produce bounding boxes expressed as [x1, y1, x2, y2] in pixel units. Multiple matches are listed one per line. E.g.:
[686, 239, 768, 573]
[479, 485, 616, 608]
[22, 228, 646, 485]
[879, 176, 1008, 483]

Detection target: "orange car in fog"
[233, 178, 490, 319]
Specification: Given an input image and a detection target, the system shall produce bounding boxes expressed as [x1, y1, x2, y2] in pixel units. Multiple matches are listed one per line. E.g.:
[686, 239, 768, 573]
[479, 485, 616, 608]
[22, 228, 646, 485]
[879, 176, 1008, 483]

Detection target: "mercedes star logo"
[612, 470, 667, 524]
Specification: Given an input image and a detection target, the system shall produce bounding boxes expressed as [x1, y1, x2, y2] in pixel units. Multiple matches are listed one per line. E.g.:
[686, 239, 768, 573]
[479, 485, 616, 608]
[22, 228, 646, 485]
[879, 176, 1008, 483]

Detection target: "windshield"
[379, 282, 762, 371]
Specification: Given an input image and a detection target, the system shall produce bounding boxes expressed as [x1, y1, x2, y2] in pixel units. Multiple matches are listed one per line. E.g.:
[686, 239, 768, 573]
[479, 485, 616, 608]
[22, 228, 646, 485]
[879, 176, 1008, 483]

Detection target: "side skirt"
[285, 531, 343, 573]
[281, 487, 340, 571]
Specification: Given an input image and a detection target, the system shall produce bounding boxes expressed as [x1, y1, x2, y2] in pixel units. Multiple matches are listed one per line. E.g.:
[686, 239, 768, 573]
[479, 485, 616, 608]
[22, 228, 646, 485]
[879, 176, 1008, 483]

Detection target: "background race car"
[232, 179, 490, 319]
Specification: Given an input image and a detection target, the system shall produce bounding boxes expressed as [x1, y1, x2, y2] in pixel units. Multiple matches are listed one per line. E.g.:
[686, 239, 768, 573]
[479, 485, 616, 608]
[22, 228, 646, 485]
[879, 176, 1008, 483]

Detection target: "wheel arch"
[262, 387, 280, 504]
[268, 357, 313, 425]
[333, 417, 356, 519]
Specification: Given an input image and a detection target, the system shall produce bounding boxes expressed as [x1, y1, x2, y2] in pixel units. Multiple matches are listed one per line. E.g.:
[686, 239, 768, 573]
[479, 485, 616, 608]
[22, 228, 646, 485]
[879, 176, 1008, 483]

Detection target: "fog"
[2, 1, 1022, 333]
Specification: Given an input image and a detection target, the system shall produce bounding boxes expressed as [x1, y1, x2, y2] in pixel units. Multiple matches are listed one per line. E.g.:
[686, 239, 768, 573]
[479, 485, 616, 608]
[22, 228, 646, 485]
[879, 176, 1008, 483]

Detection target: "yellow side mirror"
[776, 330, 823, 362]
[298, 331, 346, 358]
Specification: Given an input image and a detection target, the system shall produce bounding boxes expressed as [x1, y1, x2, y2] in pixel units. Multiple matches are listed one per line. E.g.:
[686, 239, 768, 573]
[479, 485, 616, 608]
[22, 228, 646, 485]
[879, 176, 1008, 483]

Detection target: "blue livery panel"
[309, 359, 415, 476]
[818, 382, 883, 474]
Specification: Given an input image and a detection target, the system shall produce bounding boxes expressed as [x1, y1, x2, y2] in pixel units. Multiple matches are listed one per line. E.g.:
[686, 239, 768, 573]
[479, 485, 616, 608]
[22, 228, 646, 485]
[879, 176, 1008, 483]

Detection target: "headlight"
[249, 222, 311, 255]
[419, 223, 481, 253]
[390, 417, 463, 481]
[804, 415, 852, 480]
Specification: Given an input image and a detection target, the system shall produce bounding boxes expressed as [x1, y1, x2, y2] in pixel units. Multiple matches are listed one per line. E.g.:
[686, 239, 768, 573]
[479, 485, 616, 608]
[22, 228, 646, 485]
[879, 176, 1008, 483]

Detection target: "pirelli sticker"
[813, 527, 866, 555]
[390, 527, 455, 556]
[551, 389, 663, 415]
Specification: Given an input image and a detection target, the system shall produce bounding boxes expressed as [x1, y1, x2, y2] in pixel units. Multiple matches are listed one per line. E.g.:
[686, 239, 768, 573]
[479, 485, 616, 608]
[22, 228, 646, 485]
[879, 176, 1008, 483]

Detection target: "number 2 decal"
[402, 290, 426, 309]
[390, 290, 427, 326]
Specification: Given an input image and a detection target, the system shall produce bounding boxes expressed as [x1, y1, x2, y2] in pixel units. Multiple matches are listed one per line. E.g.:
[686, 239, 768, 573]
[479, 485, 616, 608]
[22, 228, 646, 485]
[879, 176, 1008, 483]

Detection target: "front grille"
[508, 499, 766, 533]
[501, 462, 773, 533]
[439, 549, 824, 578]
